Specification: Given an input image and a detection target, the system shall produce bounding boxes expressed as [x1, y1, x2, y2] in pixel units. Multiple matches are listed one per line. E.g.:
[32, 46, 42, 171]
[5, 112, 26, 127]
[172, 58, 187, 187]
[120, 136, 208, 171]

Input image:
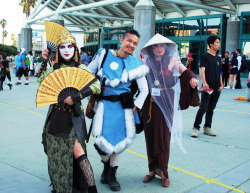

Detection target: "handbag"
[86, 94, 96, 119]
[85, 49, 109, 119]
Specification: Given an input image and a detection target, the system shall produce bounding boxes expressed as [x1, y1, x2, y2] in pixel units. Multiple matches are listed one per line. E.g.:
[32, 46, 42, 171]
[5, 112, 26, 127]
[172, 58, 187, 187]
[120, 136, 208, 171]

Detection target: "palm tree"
[3, 30, 8, 45]
[0, 19, 7, 44]
[19, 0, 38, 19]
[11, 33, 17, 47]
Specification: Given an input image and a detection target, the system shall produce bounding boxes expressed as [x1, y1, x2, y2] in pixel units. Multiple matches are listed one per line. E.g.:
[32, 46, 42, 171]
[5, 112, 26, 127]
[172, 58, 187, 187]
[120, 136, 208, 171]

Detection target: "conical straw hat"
[141, 33, 177, 53]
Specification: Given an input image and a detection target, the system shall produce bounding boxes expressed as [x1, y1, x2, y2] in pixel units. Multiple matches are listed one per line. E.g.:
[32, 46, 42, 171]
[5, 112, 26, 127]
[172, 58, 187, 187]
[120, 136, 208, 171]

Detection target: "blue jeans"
[193, 91, 221, 130]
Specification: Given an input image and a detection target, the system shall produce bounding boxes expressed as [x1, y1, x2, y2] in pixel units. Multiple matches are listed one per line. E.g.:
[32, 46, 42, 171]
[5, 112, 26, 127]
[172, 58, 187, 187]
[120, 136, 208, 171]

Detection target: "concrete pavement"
[0, 65, 249, 193]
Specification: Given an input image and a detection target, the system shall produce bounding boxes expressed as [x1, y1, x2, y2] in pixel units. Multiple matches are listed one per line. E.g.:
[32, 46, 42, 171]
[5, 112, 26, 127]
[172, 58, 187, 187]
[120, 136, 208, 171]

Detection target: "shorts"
[17, 67, 28, 77]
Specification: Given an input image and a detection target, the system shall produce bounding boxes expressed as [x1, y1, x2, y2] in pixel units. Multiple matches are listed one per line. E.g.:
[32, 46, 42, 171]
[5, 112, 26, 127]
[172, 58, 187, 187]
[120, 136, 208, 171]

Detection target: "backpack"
[240, 57, 247, 72]
[25, 56, 30, 66]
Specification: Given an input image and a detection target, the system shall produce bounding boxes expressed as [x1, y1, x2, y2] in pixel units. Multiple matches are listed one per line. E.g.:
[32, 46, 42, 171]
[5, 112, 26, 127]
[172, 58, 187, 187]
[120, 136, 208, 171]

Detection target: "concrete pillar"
[17, 33, 21, 52]
[50, 19, 64, 26]
[21, 26, 32, 53]
[225, 20, 240, 54]
[133, 0, 156, 58]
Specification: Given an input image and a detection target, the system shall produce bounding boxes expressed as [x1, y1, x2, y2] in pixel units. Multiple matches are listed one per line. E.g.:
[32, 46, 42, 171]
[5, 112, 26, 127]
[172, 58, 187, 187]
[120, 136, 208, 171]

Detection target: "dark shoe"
[7, 84, 13, 90]
[108, 166, 121, 191]
[100, 160, 110, 184]
[143, 172, 155, 183]
[88, 185, 98, 193]
[15, 82, 21, 85]
[162, 178, 170, 187]
[24, 83, 29, 85]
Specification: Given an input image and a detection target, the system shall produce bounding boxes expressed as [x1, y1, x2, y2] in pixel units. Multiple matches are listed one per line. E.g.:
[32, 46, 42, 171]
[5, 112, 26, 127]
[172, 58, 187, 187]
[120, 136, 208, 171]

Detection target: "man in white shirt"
[235, 48, 242, 89]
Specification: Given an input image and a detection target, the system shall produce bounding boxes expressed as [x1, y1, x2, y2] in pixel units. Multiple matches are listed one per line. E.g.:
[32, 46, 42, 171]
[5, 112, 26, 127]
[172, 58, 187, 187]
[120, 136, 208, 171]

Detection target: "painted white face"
[59, 43, 75, 61]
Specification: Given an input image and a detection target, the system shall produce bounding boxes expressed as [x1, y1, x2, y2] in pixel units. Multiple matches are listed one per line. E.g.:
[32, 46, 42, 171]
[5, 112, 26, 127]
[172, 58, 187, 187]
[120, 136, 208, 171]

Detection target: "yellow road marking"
[126, 149, 245, 193]
[191, 106, 250, 115]
[0, 103, 46, 118]
[0, 102, 246, 193]
[215, 108, 250, 115]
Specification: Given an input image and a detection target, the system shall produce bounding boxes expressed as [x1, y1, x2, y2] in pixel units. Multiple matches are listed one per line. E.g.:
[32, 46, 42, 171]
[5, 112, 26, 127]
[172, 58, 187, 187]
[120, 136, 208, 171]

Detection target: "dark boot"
[108, 166, 121, 191]
[100, 160, 110, 184]
[88, 185, 98, 193]
[7, 83, 12, 90]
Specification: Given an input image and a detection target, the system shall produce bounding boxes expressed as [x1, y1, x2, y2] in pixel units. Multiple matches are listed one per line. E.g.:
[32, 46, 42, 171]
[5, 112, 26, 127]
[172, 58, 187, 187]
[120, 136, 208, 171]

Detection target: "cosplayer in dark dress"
[141, 34, 199, 187]
[0, 54, 13, 90]
[38, 21, 101, 193]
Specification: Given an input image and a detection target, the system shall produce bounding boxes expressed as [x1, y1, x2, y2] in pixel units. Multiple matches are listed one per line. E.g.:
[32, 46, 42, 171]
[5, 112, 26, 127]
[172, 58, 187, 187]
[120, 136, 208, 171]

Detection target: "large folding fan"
[36, 67, 97, 107]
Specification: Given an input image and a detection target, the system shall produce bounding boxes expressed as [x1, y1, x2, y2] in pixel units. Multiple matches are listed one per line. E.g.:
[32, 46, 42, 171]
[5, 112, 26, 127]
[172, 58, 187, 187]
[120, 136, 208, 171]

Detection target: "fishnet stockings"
[79, 158, 96, 186]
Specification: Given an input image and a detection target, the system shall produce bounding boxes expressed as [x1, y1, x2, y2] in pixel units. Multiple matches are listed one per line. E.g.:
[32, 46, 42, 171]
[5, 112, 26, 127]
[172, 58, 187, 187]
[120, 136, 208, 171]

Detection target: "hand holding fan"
[36, 67, 97, 107]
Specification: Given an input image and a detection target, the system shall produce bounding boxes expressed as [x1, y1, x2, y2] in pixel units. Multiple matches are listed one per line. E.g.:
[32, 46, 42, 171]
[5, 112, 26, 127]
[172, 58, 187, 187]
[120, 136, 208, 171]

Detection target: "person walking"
[27, 51, 34, 77]
[33, 56, 38, 77]
[191, 35, 223, 137]
[88, 29, 149, 191]
[14, 52, 21, 77]
[225, 52, 238, 89]
[140, 34, 199, 188]
[221, 51, 230, 87]
[15, 48, 29, 85]
[40, 21, 100, 193]
[235, 48, 242, 89]
[0, 53, 13, 90]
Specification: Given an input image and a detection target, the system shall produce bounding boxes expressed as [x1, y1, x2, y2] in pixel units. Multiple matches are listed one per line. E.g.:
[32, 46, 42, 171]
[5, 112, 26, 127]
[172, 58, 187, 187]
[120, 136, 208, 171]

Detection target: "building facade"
[84, 12, 250, 76]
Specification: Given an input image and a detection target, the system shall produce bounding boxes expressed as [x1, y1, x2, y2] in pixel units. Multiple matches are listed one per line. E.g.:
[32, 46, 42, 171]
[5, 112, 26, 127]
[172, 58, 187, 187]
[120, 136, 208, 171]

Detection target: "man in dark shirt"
[191, 35, 223, 137]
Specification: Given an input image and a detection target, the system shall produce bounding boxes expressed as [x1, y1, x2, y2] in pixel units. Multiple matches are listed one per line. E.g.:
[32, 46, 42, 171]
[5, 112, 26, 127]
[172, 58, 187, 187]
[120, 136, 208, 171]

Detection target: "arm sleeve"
[87, 49, 103, 74]
[199, 54, 206, 68]
[37, 66, 54, 84]
[134, 76, 149, 109]
[87, 54, 100, 74]
[78, 64, 101, 95]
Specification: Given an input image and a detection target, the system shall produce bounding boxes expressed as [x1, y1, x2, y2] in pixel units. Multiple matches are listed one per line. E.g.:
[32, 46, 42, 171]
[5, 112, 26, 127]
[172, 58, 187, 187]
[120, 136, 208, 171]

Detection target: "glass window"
[36, 37, 42, 46]
[155, 23, 159, 34]
[158, 23, 164, 35]
[183, 20, 200, 36]
[242, 16, 250, 34]
[242, 42, 250, 60]
[163, 21, 179, 37]
[180, 42, 189, 64]
[179, 21, 184, 36]
[207, 18, 220, 35]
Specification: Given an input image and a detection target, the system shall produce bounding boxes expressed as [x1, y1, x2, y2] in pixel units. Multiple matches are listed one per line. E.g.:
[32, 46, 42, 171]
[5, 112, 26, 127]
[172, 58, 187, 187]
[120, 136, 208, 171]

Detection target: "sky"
[0, 0, 84, 48]
[0, 0, 25, 46]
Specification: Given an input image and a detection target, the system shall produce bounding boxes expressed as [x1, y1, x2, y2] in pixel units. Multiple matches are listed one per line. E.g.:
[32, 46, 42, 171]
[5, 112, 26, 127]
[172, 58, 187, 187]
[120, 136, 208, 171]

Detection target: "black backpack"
[240, 57, 247, 72]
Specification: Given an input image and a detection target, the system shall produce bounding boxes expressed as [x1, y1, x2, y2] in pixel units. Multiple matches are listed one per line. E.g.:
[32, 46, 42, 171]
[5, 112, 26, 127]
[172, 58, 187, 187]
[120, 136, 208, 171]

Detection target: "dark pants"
[235, 71, 242, 89]
[0, 72, 11, 89]
[193, 91, 221, 130]
[222, 72, 229, 87]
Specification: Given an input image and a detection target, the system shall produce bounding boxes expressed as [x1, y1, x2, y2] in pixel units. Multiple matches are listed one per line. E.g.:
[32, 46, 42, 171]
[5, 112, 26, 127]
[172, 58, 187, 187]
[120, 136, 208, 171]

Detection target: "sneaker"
[203, 127, 216, 136]
[24, 83, 29, 85]
[224, 86, 230, 89]
[15, 82, 21, 85]
[191, 128, 199, 137]
[232, 87, 235, 90]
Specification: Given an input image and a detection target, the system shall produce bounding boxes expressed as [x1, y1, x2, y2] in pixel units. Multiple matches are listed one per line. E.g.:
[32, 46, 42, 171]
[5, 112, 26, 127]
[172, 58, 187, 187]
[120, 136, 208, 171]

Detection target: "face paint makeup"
[59, 43, 75, 61]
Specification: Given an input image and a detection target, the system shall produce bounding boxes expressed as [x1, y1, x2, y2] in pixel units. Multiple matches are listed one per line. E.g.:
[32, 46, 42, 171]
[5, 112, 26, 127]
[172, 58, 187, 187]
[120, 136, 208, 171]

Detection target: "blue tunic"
[92, 49, 148, 154]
